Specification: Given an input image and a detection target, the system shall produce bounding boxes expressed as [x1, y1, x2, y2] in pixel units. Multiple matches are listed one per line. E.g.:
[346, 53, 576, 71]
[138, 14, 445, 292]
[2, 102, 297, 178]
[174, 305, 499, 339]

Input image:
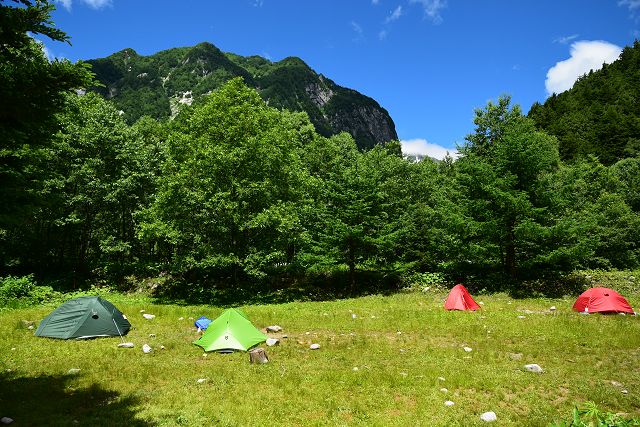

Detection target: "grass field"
[1, 290, 639, 426]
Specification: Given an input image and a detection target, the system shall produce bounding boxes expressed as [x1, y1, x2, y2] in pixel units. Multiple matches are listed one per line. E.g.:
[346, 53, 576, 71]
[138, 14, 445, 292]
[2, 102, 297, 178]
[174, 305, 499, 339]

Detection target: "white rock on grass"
[1, 417, 14, 425]
[266, 325, 282, 332]
[352, 313, 357, 319]
[463, 347, 473, 352]
[524, 364, 544, 373]
[117, 342, 134, 348]
[142, 313, 155, 320]
[196, 378, 207, 384]
[440, 388, 448, 393]
[310, 343, 320, 350]
[517, 315, 526, 319]
[438, 376, 446, 382]
[266, 338, 279, 346]
[550, 306, 557, 311]
[178, 317, 184, 320]
[142, 344, 152, 354]
[352, 367, 359, 371]
[444, 400, 455, 406]
[480, 411, 497, 422]
[67, 368, 81, 375]
[139, 310, 145, 313]
[622, 389, 629, 394]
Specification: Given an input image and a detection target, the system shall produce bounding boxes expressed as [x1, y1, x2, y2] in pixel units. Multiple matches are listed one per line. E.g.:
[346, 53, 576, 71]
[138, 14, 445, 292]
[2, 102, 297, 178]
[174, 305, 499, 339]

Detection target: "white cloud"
[619, 0, 640, 13]
[553, 34, 579, 44]
[56, 0, 112, 11]
[409, 0, 447, 24]
[379, 30, 388, 40]
[350, 21, 364, 42]
[385, 5, 403, 23]
[372, 0, 380, 4]
[545, 40, 622, 95]
[401, 139, 459, 160]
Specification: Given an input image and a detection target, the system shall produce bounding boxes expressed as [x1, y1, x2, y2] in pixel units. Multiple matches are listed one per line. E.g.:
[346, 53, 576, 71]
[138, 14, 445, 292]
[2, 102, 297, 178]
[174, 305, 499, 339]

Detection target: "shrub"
[0, 275, 61, 308]
[550, 402, 640, 426]
[402, 272, 447, 293]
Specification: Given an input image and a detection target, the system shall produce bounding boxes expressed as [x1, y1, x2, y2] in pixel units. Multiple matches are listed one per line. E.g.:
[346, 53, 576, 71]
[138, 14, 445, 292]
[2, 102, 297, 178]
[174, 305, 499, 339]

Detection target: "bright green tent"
[35, 296, 131, 340]
[193, 308, 267, 352]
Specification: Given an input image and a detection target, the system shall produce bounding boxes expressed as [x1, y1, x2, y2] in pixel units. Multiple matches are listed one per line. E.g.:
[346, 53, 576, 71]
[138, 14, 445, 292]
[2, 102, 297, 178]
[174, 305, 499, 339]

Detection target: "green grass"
[1, 291, 639, 426]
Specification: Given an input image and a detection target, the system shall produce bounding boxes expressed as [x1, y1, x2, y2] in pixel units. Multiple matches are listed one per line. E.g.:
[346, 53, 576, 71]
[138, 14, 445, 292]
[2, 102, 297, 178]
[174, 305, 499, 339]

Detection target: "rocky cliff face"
[86, 42, 398, 149]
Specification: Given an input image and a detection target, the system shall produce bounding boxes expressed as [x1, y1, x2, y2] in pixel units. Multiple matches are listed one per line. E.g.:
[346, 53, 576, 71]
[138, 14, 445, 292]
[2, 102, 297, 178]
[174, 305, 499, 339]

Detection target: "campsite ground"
[1, 290, 639, 426]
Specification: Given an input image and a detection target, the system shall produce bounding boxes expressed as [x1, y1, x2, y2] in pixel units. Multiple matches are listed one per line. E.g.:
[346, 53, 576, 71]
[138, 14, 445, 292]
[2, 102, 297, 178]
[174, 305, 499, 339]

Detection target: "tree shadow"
[0, 372, 153, 426]
[151, 270, 403, 307]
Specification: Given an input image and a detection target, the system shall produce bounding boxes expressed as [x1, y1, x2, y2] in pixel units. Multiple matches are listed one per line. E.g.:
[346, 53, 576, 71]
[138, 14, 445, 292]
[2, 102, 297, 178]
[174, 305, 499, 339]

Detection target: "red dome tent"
[444, 284, 481, 311]
[572, 287, 634, 314]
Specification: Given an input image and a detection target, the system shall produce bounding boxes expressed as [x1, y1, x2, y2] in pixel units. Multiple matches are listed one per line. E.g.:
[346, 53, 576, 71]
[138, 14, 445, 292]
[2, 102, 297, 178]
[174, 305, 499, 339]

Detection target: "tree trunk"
[249, 348, 269, 364]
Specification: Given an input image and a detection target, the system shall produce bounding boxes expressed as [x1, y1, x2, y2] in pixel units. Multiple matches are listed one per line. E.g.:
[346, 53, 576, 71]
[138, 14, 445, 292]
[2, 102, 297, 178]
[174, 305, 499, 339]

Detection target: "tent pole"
[112, 309, 125, 343]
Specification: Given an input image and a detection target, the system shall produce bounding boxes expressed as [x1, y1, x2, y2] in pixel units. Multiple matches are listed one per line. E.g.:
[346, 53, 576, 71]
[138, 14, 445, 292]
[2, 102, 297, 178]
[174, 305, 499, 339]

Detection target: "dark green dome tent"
[35, 296, 131, 339]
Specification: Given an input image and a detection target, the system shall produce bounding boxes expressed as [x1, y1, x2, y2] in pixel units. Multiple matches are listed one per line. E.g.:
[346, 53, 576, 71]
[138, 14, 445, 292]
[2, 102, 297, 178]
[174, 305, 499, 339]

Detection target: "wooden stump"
[249, 347, 269, 364]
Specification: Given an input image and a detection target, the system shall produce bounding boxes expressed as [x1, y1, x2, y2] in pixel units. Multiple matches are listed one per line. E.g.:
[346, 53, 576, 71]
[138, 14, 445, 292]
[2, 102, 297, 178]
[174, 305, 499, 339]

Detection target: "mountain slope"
[529, 41, 640, 165]
[87, 42, 397, 149]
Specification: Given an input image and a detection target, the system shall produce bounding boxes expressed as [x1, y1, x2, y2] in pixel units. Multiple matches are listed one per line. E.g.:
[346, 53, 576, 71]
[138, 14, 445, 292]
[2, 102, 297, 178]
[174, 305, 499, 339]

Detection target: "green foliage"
[551, 402, 640, 427]
[401, 271, 447, 292]
[0, 275, 59, 308]
[0, 0, 94, 267]
[529, 41, 640, 165]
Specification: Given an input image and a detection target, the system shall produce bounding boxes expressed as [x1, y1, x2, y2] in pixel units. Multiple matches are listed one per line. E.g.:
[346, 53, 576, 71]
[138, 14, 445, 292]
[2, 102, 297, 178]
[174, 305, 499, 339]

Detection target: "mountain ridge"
[86, 41, 398, 149]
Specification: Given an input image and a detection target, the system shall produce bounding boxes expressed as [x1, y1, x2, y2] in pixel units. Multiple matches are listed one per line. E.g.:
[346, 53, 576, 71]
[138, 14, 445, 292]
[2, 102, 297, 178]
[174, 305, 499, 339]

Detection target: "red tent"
[572, 287, 634, 314]
[444, 284, 481, 311]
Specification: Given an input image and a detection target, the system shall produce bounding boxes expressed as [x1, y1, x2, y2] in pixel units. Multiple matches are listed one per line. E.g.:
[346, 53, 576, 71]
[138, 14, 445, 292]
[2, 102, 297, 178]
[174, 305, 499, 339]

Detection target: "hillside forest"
[1, 1, 639, 302]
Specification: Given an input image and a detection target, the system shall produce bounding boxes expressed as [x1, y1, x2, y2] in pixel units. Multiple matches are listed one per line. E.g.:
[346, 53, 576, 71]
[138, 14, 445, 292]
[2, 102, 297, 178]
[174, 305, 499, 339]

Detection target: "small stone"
[188, 317, 194, 320]
[27, 325, 34, 330]
[305, 332, 310, 335]
[202, 353, 207, 357]
[10, 348, 15, 351]
[266, 325, 282, 332]
[178, 317, 184, 320]
[397, 331, 402, 335]
[444, 400, 455, 406]
[160, 345, 166, 350]
[550, 306, 556, 311]
[399, 349, 405, 353]
[440, 388, 448, 393]
[282, 334, 288, 339]
[622, 389, 628, 394]
[309, 343, 320, 350]
[479, 301, 485, 305]
[480, 411, 497, 422]
[463, 347, 473, 352]
[1, 417, 14, 425]
[352, 367, 359, 371]
[611, 380, 623, 387]
[524, 363, 543, 373]
[142, 344, 152, 353]
[266, 338, 279, 346]
[196, 378, 207, 384]
[352, 313, 357, 319]
[517, 315, 526, 319]
[67, 368, 81, 375]
[142, 314, 155, 320]
[117, 342, 135, 348]
[139, 309, 145, 313]
[149, 333, 156, 337]
[438, 377, 446, 381]
[371, 315, 376, 318]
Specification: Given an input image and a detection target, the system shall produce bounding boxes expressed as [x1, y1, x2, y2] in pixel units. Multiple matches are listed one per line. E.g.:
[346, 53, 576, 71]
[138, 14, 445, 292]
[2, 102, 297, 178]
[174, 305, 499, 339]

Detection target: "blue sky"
[43, 0, 639, 159]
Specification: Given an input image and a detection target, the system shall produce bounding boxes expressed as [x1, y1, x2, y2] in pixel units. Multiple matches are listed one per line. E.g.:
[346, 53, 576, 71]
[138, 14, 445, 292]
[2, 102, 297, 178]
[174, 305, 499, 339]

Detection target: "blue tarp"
[194, 316, 212, 330]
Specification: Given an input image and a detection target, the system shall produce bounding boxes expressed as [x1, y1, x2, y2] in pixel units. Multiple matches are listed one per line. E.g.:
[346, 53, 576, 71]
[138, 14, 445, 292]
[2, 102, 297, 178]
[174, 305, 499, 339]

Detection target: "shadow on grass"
[0, 373, 153, 426]
[151, 271, 403, 307]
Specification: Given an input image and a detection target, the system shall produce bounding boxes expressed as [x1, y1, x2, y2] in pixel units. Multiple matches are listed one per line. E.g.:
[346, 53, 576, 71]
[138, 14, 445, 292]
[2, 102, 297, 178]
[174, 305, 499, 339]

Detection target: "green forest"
[2, 1, 639, 304]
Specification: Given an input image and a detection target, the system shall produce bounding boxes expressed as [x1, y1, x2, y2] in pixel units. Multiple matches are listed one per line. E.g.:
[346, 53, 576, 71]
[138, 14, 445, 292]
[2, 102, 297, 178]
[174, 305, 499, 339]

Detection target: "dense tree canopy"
[2, 5, 639, 300]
